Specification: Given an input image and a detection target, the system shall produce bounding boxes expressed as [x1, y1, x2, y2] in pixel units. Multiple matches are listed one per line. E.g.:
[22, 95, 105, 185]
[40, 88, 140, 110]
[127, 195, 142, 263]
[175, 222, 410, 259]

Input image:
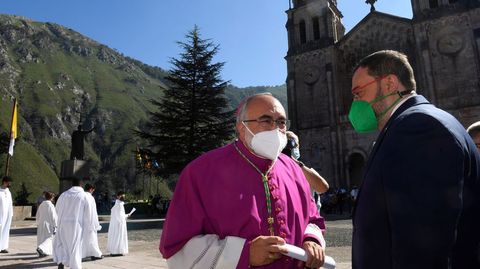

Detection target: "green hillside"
[0, 142, 58, 202]
[0, 14, 287, 203]
[0, 14, 166, 201]
[225, 84, 287, 111]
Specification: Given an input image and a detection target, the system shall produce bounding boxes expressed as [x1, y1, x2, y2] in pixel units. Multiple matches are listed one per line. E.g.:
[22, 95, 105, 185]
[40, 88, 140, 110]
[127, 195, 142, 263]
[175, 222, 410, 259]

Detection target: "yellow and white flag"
[8, 100, 18, 156]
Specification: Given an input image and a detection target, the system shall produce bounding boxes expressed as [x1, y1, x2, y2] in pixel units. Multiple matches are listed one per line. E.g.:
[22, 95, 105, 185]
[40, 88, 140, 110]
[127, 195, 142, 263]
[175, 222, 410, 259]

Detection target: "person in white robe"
[0, 176, 13, 253]
[82, 183, 103, 260]
[36, 191, 57, 257]
[107, 191, 130, 256]
[53, 178, 95, 269]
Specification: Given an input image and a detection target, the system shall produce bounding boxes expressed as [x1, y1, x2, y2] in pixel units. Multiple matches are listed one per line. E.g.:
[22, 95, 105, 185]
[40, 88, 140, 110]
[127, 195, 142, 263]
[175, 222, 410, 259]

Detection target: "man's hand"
[249, 236, 287, 266]
[299, 241, 324, 268]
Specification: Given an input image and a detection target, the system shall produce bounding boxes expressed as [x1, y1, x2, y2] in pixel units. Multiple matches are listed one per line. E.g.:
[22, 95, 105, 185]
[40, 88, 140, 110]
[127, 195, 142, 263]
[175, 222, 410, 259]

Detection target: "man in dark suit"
[349, 50, 480, 268]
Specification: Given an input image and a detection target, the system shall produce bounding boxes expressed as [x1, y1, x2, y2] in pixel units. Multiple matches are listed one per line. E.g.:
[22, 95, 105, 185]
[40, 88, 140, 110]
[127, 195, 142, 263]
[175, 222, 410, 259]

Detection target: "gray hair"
[235, 92, 273, 124]
[354, 50, 417, 92]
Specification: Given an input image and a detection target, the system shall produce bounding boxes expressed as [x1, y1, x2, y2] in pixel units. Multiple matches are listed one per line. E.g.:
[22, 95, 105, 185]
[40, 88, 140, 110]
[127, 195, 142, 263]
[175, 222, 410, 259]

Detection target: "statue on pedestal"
[70, 124, 94, 160]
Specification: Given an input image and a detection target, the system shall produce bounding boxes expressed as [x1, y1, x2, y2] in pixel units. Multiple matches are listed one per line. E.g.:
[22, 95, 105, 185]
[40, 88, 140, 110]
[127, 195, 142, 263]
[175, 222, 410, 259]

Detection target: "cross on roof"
[365, 0, 377, 12]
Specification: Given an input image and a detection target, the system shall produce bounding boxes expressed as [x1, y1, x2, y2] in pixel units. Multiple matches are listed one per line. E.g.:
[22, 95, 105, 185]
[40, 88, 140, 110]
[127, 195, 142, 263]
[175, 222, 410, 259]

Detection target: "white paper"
[323, 256, 336, 269]
[282, 244, 336, 268]
[284, 243, 307, 261]
[128, 207, 136, 215]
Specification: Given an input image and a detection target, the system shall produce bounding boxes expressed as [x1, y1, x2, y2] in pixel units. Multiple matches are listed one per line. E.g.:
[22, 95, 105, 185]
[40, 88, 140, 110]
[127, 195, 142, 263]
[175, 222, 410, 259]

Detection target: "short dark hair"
[2, 176, 12, 183]
[45, 191, 55, 200]
[117, 191, 125, 197]
[354, 50, 416, 92]
[84, 183, 95, 191]
[72, 177, 82, 186]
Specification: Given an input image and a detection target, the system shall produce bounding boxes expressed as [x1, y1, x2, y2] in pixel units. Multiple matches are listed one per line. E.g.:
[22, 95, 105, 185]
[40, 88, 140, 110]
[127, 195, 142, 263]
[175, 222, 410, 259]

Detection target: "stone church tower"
[285, 0, 480, 188]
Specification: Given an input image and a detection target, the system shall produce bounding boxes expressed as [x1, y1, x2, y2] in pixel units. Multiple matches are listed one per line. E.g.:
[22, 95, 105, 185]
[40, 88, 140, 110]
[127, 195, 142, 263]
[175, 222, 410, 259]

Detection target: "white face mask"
[243, 123, 287, 160]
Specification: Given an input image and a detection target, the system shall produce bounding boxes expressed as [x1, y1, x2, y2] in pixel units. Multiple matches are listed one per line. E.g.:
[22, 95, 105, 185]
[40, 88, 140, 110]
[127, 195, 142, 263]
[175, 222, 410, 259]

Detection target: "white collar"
[390, 92, 417, 116]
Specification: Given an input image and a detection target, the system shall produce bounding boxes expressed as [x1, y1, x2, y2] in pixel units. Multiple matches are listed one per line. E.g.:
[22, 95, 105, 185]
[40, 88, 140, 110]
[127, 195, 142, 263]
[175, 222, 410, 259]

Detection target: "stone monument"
[59, 123, 94, 193]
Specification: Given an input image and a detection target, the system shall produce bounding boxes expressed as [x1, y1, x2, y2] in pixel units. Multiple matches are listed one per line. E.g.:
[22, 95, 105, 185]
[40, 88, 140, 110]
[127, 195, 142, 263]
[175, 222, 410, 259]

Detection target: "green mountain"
[0, 14, 286, 203]
[225, 84, 287, 112]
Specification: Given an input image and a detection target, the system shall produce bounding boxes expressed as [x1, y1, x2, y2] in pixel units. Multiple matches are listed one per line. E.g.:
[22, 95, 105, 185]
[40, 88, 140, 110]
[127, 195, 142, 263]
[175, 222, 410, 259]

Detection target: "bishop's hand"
[249, 235, 287, 266]
[298, 240, 324, 268]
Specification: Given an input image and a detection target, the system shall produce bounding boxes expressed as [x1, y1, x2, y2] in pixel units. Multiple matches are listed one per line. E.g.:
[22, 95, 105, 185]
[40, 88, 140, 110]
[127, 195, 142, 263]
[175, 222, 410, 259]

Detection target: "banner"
[8, 100, 18, 156]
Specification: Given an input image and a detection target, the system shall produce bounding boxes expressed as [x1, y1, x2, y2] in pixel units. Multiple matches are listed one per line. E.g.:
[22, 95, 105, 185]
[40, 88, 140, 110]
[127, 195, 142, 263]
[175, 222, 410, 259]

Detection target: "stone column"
[59, 159, 89, 193]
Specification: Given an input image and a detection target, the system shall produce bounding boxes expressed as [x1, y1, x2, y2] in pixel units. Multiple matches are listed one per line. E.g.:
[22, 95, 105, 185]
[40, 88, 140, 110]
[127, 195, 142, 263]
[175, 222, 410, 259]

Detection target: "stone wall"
[13, 205, 32, 221]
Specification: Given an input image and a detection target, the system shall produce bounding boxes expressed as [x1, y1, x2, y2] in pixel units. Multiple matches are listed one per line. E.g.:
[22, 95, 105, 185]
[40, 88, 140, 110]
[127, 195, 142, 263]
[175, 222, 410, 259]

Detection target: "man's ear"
[385, 74, 400, 92]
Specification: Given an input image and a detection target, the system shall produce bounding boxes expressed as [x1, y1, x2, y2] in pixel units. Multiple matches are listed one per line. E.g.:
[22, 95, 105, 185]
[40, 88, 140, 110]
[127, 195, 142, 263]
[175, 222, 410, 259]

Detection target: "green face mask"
[348, 92, 401, 133]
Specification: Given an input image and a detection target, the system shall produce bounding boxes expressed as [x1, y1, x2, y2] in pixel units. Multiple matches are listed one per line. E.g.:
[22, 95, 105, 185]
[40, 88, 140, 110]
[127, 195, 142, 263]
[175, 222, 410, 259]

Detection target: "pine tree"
[136, 26, 235, 177]
[14, 182, 31, 205]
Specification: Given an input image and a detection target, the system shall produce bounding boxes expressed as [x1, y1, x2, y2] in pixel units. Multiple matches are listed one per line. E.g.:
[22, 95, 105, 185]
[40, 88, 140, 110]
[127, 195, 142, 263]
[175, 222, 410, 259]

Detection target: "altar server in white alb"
[107, 191, 130, 256]
[0, 176, 13, 254]
[82, 183, 103, 261]
[36, 191, 57, 257]
[53, 178, 96, 269]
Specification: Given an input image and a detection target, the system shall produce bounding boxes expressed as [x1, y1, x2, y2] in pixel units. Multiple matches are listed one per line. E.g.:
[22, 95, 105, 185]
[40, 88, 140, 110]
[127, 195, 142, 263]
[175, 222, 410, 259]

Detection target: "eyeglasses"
[352, 75, 386, 99]
[243, 117, 290, 130]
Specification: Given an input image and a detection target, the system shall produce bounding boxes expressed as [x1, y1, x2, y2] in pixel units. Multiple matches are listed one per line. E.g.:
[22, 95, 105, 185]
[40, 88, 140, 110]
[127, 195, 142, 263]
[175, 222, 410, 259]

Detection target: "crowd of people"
[1, 50, 480, 268]
[319, 187, 358, 216]
[52, 182, 130, 269]
[148, 194, 170, 216]
[0, 177, 131, 269]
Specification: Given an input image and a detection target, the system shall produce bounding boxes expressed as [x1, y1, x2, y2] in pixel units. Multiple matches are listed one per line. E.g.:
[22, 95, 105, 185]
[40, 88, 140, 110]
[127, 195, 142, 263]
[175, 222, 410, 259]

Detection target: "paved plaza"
[0, 216, 352, 268]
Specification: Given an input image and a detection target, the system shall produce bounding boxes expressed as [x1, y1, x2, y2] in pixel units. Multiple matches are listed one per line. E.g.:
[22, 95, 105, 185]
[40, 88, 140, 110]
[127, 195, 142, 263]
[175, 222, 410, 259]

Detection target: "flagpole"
[4, 98, 16, 176]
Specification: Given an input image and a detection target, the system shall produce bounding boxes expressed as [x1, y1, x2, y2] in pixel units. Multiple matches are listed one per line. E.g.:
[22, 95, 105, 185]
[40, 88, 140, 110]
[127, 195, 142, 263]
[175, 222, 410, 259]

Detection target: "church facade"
[285, 0, 480, 188]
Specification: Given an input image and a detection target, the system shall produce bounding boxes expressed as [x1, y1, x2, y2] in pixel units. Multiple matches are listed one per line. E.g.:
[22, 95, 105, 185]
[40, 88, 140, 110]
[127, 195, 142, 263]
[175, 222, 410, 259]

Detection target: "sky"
[0, 0, 412, 88]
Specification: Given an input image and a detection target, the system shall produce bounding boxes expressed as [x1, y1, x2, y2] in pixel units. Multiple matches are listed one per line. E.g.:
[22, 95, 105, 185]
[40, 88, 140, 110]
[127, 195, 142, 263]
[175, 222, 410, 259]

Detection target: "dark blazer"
[352, 95, 480, 269]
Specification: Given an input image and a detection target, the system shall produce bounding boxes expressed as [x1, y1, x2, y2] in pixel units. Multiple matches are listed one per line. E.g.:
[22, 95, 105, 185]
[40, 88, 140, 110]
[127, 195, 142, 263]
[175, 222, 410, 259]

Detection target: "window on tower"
[313, 17, 320, 40]
[300, 20, 307, 44]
